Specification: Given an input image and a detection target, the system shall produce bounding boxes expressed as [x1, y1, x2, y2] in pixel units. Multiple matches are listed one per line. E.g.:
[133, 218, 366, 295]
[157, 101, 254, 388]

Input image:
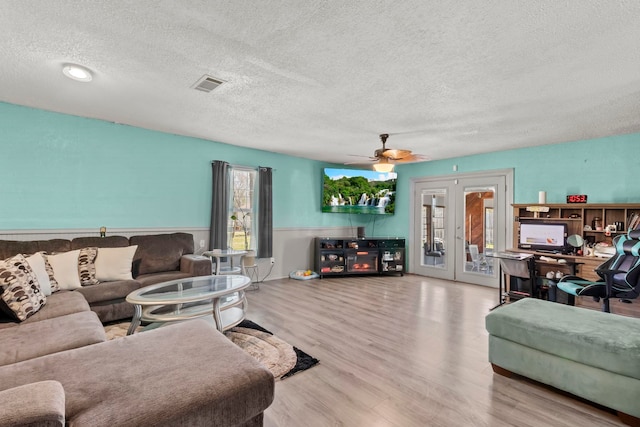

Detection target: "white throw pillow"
[46, 250, 82, 290]
[25, 252, 52, 296]
[95, 246, 138, 281]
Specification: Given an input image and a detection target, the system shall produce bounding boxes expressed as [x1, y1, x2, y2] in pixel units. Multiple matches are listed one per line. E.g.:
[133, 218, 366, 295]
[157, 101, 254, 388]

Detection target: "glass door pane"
[462, 186, 495, 275]
[422, 190, 447, 269]
[413, 180, 455, 281]
[454, 180, 501, 287]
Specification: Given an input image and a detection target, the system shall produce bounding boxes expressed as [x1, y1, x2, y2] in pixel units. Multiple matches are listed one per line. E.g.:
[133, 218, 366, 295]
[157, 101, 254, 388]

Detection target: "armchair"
[558, 229, 640, 312]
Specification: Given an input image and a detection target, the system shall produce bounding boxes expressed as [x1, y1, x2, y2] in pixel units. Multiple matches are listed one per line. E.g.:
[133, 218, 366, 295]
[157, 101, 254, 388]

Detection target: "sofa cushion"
[181, 254, 213, 277]
[74, 280, 141, 304]
[46, 250, 82, 290]
[135, 271, 192, 287]
[94, 246, 137, 281]
[0, 291, 90, 330]
[0, 381, 65, 427]
[0, 254, 46, 322]
[89, 300, 135, 324]
[0, 320, 274, 427]
[0, 239, 71, 262]
[130, 233, 194, 276]
[71, 236, 129, 250]
[0, 311, 106, 366]
[78, 247, 99, 286]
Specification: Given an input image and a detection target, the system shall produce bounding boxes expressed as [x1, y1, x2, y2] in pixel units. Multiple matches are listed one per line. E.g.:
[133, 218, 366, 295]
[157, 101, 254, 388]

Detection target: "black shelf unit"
[315, 237, 405, 278]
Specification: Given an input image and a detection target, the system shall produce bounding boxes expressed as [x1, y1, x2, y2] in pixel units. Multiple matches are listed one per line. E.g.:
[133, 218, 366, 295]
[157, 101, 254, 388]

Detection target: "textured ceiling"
[2, 1, 640, 165]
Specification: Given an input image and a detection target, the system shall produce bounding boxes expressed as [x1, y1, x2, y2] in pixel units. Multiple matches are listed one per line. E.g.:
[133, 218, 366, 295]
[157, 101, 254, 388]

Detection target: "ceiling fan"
[346, 133, 429, 172]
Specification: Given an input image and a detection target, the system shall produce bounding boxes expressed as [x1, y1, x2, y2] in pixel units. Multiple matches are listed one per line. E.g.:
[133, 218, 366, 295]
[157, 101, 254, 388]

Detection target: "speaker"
[357, 226, 365, 238]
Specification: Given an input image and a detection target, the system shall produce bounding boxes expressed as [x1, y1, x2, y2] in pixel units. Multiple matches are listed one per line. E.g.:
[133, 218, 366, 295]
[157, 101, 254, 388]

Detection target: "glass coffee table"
[125, 275, 251, 335]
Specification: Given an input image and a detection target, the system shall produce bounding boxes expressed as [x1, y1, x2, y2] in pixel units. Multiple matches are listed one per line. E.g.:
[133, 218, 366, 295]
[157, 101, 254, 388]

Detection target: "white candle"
[538, 191, 546, 204]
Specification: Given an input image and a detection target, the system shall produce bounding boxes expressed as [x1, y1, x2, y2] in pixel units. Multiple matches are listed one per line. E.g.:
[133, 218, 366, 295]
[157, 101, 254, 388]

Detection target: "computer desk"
[487, 251, 584, 310]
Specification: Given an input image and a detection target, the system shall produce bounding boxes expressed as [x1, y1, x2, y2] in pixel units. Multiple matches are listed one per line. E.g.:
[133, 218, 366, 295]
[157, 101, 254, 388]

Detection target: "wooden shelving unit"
[514, 203, 640, 244]
[512, 203, 640, 317]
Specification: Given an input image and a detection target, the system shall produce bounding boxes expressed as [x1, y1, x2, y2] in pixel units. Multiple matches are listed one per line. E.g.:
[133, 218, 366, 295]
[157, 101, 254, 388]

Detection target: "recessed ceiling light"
[62, 64, 93, 82]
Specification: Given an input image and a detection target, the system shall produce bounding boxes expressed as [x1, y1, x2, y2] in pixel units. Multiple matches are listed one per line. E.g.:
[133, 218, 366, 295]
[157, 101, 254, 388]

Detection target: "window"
[211, 160, 272, 258]
[484, 206, 494, 250]
[229, 167, 257, 250]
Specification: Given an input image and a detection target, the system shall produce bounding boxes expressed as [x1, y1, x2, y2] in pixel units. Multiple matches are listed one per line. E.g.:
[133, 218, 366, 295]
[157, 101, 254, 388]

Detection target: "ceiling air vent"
[192, 75, 225, 92]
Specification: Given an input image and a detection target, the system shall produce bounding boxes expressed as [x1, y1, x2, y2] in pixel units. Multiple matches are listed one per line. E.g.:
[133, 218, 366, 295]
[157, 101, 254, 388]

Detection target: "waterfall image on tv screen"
[322, 168, 397, 215]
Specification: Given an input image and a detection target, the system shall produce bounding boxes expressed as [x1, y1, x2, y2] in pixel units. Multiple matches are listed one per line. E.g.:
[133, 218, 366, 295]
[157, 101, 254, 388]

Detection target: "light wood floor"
[245, 274, 625, 427]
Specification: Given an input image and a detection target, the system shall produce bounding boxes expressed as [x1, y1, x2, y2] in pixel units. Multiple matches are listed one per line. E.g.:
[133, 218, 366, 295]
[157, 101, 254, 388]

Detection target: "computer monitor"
[518, 221, 568, 253]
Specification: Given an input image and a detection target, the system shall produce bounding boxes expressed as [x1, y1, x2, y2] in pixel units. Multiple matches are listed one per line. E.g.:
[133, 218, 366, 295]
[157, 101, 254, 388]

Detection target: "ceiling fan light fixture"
[373, 162, 394, 173]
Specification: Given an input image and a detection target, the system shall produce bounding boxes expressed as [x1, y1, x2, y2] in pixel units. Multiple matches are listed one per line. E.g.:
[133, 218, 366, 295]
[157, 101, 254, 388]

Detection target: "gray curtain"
[209, 161, 229, 250]
[257, 166, 273, 258]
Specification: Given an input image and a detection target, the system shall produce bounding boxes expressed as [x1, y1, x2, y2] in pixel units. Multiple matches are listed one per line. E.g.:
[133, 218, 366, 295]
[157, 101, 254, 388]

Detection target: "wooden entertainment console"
[314, 237, 405, 279]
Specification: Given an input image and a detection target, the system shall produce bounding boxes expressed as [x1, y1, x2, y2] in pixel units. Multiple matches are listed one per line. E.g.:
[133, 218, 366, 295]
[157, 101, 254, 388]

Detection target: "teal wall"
[0, 102, 368, 230]
[2, 101, 639, 239]
[386, 134, 640, 239]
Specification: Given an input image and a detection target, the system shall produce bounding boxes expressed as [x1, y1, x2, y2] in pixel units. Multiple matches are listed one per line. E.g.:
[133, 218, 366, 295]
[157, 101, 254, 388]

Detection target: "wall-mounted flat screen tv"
[322, 167, 397, 215]
[518, 221, 568, 253]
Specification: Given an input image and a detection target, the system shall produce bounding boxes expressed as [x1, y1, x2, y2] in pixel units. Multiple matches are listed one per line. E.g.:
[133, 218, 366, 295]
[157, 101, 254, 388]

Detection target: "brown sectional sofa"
[0, 232, 275, 426]
[0, 318, 275, 426]
[0, 232, 212, 324]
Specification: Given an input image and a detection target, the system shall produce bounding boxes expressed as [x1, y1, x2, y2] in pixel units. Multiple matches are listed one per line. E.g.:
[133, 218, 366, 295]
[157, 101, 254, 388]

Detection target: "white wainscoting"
[269, 226, 355, 280]
[0, 226, 356, 282]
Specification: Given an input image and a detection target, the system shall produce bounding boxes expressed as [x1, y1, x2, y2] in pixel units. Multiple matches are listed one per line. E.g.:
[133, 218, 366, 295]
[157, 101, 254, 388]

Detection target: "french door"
[411, 170, 512, 287]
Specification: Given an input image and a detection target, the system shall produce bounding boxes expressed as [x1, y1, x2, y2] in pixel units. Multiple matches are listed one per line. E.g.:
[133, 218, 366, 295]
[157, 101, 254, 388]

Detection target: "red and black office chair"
[557, 229, 640, 313]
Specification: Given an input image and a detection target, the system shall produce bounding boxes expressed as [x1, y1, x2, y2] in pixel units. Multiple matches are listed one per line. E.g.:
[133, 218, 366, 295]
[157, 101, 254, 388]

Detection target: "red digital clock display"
[566, 194, 588, 203]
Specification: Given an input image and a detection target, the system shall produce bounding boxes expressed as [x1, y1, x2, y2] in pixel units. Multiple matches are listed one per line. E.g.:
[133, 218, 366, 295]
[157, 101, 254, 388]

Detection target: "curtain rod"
[211, 161, 275, 171]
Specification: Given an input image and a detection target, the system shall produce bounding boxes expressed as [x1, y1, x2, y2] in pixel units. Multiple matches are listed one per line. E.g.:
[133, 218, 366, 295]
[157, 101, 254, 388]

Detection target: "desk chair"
[242, 250, 260, 290]
[500, 256, 537, 299]
[558, 229, 640, 312]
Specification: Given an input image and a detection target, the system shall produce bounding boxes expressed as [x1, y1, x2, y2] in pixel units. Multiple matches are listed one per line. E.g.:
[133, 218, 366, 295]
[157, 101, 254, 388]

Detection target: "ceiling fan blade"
[382, 148, 412, 160]
[347, 153, 375, 158]
[344, 159, 377, 165]
[394, 154, 430, 163]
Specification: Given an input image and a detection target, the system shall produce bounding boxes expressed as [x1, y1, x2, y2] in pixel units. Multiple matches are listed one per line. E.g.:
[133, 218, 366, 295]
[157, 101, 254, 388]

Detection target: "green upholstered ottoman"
[486, 298, 640, 426]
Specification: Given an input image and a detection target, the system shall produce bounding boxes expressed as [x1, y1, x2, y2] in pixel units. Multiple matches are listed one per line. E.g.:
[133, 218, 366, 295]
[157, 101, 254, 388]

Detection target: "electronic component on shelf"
[526, 206, 550, 212]
[525, 205, 550, 218]
[594, 243, 615, 258]
[566, 194, 588, 203]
